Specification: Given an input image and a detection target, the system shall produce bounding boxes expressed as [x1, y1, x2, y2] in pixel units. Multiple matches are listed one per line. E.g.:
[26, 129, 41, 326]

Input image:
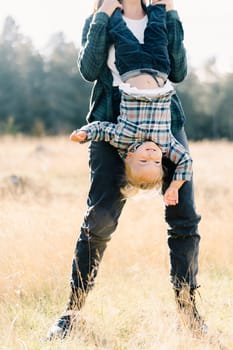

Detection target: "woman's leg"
[47, 142, 126, 339]
[163, 128, 207, 334]
[163, 127, 201, 290]
[69, 141, 126, 308]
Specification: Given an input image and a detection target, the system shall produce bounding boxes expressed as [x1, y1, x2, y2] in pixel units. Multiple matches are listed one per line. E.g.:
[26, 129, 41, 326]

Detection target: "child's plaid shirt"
[80, 93, 192, 181]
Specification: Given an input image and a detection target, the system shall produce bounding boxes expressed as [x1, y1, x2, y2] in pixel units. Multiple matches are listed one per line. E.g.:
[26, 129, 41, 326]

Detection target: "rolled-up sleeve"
[166, 10, 187, 83]
[80, 121, 116, 143]
[167, 137, 193, 181]
[78, 12, 110, 82]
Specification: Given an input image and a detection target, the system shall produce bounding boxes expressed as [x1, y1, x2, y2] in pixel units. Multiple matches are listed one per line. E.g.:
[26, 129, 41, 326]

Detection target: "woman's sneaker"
[47, 312, 77, 340]
[175, 287, 208, 337]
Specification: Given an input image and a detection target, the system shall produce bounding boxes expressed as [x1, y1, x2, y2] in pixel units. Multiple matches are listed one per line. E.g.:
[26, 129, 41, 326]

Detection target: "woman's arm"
[166, 10, 187, 83]
[78, 13, 110, 82]
[78, 0, 122, 82]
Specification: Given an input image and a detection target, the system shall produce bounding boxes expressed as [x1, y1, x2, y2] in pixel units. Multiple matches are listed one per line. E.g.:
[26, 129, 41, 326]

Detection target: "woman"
[47, 0, 206, 339]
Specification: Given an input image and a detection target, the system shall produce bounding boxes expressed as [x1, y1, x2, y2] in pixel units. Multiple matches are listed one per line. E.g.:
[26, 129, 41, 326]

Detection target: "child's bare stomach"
[126, 74, 163, 90]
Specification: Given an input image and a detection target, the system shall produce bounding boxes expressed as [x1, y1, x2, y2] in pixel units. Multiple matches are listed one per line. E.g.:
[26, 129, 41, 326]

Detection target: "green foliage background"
[0, 16, 232, 139]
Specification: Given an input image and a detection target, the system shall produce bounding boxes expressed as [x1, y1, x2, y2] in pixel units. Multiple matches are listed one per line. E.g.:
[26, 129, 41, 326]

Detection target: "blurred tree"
[43, 32, 91, 133]
[0, 17, 24, 128]
[0, 17, 232, 139]
[176, 69, 212, 140]
[176, 58, 233, 141]
[215, 73, 233, 140]
[0, 19, 91, 134]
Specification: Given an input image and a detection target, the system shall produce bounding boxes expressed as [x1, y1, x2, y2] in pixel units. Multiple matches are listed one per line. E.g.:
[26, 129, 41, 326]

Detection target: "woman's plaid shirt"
[81, 93, 192, 181]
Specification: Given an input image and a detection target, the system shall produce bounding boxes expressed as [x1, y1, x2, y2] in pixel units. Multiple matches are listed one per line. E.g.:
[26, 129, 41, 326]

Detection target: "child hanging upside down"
[70, 5, 192, 206]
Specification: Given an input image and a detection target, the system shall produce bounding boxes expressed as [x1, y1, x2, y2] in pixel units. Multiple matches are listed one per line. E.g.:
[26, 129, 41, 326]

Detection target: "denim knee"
[81, 204, 123, 243]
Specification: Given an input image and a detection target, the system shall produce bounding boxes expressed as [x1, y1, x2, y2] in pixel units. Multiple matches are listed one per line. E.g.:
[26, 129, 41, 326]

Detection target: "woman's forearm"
[78, 12, 110, 82]
[166, 10, 187, 83]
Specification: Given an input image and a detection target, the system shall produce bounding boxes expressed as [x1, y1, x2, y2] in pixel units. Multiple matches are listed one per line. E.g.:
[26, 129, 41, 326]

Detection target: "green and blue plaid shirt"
[80, 93, 192, 181]
[78, 10, 187, 132]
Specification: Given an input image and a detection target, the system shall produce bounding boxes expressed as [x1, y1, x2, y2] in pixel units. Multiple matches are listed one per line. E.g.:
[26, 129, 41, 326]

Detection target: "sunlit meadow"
[0, 136, 233, 349]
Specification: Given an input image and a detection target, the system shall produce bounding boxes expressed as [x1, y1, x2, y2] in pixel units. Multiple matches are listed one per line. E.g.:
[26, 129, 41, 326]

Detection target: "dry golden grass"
[0, 136, 233, 349]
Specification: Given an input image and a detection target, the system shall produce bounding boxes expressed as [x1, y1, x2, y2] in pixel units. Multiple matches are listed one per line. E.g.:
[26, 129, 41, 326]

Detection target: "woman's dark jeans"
[109, 5, 170, 80]
[70, 128, 201, 308]
[162, 129, 201, 290]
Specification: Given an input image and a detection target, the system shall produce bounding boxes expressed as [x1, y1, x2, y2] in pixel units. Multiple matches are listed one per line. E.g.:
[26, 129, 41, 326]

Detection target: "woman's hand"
[70, 130, 87, 143]
[97, 0, 123, 17]
[150, 0, 174, 12]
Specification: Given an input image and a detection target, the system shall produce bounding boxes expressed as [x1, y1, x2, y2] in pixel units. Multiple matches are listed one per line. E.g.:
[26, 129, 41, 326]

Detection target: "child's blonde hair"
[121, 162, 164, 197]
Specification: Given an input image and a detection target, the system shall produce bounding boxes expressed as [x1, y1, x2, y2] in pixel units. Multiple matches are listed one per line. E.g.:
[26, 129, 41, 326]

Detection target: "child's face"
[125, 141, 162, 182]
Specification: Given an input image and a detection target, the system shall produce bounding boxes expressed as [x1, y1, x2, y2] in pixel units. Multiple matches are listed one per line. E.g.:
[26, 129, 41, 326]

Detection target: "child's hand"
[163, 186, 179, 206]
[70, 130, 87, 142]
[163, 179, 185, 206]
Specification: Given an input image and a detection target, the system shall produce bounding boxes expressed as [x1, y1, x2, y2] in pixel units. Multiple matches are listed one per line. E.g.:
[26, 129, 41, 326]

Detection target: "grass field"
[0, 136, 233, 350]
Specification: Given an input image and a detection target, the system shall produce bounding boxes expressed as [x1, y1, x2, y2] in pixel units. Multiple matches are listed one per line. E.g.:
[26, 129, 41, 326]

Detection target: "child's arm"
[70, 121, 117, 144]
[164, 137, 192, 205]
[167, 138, 193, 182]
